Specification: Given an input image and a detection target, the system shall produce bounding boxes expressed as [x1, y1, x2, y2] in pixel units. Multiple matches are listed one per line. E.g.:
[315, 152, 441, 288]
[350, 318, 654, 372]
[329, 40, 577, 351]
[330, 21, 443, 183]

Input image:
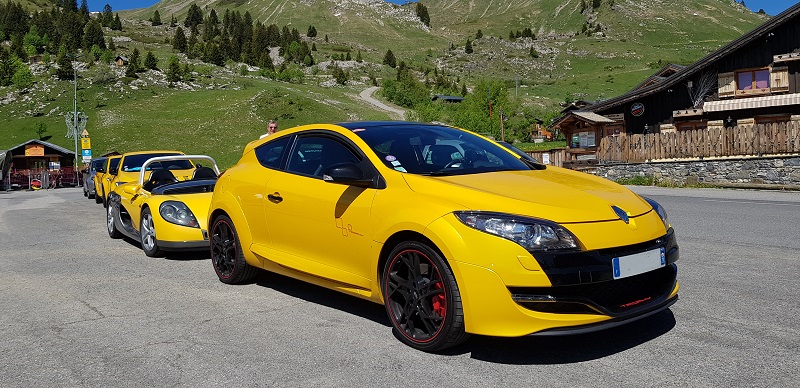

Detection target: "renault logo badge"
[612, 206, 630, 224]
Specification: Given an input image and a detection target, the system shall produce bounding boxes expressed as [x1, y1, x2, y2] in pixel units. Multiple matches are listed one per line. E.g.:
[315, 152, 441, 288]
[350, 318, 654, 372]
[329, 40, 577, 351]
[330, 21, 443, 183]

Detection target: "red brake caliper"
[432, 282, 446, 318]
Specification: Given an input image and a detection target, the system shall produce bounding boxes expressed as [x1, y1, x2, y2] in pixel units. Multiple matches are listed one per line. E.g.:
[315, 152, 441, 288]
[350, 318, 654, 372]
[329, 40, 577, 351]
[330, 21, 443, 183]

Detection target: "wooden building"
[554, 3, 800, 166]
[6, 139, 76, 171]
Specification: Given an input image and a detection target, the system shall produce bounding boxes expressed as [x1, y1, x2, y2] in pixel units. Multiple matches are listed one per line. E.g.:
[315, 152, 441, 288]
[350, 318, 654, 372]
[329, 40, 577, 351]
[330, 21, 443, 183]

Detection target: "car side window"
[255, 136, 291, 169]
[286, 135, 361, 178]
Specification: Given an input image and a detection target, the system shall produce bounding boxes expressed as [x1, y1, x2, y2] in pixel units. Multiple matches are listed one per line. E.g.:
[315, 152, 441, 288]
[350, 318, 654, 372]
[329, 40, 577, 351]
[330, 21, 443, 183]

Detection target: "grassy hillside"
[120, 0, 766, 104]
[0, 64, 394, 168]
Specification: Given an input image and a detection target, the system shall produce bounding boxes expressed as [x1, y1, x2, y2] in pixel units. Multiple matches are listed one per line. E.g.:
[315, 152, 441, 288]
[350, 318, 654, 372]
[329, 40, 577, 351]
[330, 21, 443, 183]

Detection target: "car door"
[261, 133, 378, 289]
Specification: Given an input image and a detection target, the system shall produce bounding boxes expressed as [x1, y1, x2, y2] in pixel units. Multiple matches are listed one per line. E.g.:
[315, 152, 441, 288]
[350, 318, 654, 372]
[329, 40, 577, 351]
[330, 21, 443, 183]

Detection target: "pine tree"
[184, 4, 203, 29]
[383, 49, 396, 68]
[306, 25, 317, 38]
[129, 48, 141, 72]
[476, 29, 483, 39]
[166, 56, 181, 83]
[101, 4, 113, 27]
[173, 27, 187, 52]
[415, 3, 430, 27]
[465, 39, 473, 54]
[82, 19, 105, 50]
[112, 14, 122, 31]
[151, 10, 162, 26]
[56, 49, 74, 80]
[356, 50, 362, 62]
[144, 51, 158, 70]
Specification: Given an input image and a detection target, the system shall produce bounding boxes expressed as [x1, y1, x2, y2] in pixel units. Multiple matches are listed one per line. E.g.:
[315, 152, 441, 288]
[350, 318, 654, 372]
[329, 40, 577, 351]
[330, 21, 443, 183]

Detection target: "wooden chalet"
[554, 3, 800, 166]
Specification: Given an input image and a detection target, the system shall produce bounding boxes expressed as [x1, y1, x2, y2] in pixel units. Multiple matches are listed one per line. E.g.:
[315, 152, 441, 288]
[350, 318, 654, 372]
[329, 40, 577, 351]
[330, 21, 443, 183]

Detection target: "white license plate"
[612, 247, 666, 280]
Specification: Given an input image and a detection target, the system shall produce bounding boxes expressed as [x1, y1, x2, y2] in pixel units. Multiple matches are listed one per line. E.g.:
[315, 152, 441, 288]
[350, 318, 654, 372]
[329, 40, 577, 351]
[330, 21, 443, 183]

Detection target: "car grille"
[510, 264, 677, 317]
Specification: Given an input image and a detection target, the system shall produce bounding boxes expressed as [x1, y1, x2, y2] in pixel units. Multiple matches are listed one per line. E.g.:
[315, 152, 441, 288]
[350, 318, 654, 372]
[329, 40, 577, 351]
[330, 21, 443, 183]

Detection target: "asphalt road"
[1, 186, 798, 387]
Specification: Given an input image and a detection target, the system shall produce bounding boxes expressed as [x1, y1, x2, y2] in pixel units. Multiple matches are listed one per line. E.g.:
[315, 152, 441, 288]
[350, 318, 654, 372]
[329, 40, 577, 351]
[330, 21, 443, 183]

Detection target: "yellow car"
[95, 155, 122, 205]
[107, 155, 219, 257]
[110, 150, 196, 191]
[208, 121, 679, 351]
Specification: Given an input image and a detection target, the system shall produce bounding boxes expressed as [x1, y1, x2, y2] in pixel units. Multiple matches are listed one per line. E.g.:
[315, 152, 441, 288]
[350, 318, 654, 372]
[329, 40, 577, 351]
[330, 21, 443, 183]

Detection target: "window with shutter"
[770, 66, 789, 92]
[718, 72, 735, 98]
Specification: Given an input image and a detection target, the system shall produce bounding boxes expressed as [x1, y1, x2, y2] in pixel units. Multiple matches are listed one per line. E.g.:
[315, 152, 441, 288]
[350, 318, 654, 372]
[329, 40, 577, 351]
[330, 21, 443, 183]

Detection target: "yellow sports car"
[208, 121, 679, 351]
[110, 150, 196, 193]
[95, 155, 121, 205]
[107, 155, 219, 257]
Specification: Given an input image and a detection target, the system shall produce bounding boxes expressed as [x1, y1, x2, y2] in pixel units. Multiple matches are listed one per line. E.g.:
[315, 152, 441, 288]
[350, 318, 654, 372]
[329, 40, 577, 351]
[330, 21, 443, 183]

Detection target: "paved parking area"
[0, 187, 797, 387]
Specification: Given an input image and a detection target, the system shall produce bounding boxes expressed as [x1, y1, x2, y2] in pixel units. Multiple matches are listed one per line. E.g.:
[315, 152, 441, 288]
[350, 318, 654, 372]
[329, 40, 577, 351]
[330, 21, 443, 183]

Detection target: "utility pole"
[65, 67, 87, 185]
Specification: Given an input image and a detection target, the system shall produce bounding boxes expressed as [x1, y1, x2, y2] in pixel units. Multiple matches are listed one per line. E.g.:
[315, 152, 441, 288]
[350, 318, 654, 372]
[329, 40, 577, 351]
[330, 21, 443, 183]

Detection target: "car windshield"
[350, 123, 530, 176]
[121, 153, 192, 172]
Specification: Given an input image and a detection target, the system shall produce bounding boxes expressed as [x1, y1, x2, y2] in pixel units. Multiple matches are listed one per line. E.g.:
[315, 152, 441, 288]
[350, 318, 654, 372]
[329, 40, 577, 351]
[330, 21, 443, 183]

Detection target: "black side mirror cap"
[322, 162, 373, 188]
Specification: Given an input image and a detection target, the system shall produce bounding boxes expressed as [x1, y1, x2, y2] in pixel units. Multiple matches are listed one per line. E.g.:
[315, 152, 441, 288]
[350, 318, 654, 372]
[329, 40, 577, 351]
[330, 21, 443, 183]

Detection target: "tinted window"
[121, 153, 191, 172]
[91, 159, 105, 171]
[255, 136, 291, 169]
[286, 136, 361, 178]
[108, 158, 121, 174]
[352, 124, 529, 176]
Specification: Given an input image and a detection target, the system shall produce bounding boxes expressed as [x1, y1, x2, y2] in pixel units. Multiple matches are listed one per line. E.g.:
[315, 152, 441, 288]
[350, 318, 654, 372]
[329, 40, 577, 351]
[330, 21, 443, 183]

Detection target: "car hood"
[401, 167, 652, 224]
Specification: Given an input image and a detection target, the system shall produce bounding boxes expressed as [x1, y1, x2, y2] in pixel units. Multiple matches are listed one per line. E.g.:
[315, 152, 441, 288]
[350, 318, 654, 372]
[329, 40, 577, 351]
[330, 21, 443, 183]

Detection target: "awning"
[703, 93, 800, 112]
[570, 111, 615, 124]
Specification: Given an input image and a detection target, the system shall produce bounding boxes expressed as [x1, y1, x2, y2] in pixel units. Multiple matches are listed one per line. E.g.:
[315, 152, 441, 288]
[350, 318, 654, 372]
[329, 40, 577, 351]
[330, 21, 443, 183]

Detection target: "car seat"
[428, 144, 461, 168]
[192, 166, 217, 180]
[143, 169, 178, 192]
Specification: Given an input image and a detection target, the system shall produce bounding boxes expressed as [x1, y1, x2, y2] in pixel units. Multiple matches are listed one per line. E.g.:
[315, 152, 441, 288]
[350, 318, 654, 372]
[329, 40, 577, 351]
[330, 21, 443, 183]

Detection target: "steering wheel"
[443, 161, 461, 169]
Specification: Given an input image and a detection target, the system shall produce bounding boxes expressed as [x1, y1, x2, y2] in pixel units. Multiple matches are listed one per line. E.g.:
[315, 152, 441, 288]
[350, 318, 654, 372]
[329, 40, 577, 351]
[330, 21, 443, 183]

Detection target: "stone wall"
[590, 156, 800, 186]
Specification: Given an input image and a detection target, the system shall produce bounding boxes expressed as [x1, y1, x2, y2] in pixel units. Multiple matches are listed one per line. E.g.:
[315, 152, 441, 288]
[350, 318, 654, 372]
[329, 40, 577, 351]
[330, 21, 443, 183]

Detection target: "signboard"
[25, 144, 45, 156]
[81, 138, 91, 149]
[579, 131, 596, 148]
[49, 161, 60, 170]
[542, 153, 550, 165]
[630, 102, 645, 117]
[82, 149, 92, 162]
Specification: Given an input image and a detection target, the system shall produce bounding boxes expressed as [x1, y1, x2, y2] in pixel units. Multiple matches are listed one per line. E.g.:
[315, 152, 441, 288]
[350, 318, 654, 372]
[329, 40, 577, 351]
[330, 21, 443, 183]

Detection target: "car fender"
[209, 189, 259, 267]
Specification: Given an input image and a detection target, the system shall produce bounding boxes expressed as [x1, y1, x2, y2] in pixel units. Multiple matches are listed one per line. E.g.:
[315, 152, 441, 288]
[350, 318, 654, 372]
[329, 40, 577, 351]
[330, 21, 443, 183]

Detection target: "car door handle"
[267, 193, 283, 203]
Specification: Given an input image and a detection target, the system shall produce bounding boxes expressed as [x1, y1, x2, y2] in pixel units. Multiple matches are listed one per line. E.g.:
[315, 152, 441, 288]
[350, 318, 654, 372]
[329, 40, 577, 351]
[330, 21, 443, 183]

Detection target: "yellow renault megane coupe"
[207, 121, 679, 351]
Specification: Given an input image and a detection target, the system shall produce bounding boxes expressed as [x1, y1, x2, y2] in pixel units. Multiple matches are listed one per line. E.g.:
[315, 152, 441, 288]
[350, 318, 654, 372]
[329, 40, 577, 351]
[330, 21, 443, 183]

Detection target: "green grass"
[514, 141, 567, 152]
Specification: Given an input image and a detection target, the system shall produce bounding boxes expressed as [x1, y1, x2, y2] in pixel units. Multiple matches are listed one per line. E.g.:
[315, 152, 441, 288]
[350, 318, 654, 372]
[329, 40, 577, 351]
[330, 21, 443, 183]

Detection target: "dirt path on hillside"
[358, 86, 406, 120]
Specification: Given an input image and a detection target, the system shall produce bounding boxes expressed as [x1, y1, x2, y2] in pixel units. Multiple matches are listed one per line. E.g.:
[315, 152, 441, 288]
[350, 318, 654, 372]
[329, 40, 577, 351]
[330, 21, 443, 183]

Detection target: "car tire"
[107, 201, 122, 239]
[95, 188, 103, 204]
[140, 208, 162, 257]
[210, 215, 257, 284]
[382, 240, 470, 352]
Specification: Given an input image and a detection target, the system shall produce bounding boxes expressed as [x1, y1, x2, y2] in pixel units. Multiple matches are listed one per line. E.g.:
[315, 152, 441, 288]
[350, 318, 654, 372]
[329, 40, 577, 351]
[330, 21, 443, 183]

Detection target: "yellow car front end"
[107, 155, 219, 257]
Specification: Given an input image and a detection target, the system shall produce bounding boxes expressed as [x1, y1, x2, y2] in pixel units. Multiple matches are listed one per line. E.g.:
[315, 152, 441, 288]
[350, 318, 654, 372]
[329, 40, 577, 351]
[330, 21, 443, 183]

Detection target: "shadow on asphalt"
[116, 236, 211, 261]
[250, 269, 677, 363]
[253, 271, 391, 327]
[458, 309, 677, 364]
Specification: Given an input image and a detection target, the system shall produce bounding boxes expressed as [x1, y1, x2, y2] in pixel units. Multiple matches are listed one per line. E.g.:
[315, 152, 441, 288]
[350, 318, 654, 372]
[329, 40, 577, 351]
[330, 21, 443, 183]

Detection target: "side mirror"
[122, 185, 137, 195]
[109, 167, 118, 175]
[322, 163, 373, 188]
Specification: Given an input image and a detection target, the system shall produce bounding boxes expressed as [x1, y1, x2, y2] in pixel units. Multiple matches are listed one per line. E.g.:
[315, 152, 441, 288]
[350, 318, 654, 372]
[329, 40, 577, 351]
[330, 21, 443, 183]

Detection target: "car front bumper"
[424, 213, 680, 337]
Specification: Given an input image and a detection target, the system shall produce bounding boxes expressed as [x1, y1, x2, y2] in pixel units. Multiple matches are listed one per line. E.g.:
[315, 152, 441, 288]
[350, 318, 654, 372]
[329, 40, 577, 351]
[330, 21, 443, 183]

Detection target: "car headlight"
[159, 201, 199, 228]
[454, 211, 579, 252]
[642, 196, 669, 229]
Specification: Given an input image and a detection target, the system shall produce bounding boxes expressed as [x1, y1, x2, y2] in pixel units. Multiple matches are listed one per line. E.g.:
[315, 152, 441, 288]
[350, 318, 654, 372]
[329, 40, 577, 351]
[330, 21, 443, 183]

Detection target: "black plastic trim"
[530, 295, 678, 336]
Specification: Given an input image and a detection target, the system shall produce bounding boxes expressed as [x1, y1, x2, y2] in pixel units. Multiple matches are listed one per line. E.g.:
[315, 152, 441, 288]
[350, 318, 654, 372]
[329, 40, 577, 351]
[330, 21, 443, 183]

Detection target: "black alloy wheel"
[382, 241, 469, 352]
[210, 215, 257, 284]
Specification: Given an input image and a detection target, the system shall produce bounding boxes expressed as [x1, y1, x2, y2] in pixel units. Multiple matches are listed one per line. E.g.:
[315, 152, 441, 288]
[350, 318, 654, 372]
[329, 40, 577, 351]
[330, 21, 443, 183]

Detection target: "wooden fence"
[597, 121, 800, 163]
[528, 148, 566, 167]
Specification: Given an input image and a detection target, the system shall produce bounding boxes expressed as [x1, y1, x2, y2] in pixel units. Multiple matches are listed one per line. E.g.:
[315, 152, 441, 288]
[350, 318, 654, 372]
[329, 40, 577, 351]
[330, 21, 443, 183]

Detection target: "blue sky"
[88, 0, 795, 15]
